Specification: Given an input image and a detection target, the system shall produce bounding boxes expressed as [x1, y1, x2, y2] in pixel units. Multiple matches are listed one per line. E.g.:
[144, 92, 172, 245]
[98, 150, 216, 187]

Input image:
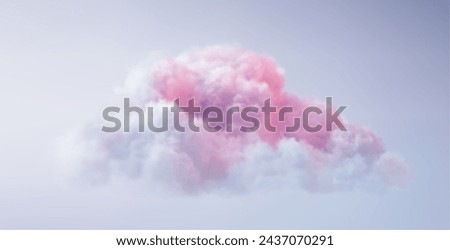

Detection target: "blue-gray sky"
[0, 0, 448, 229]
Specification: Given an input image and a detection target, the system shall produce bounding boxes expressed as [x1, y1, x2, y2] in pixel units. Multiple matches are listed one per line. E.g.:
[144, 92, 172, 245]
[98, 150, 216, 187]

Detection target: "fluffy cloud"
[59, 45, 410, 193]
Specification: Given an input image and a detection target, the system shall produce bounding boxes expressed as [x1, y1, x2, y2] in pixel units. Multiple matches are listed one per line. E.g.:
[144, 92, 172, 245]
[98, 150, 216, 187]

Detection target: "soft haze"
[0, 0, 448, 229]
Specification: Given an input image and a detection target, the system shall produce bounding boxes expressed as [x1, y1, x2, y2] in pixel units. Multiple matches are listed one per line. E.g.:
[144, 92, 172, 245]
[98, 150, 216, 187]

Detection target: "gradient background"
[0, 0, 448, 229]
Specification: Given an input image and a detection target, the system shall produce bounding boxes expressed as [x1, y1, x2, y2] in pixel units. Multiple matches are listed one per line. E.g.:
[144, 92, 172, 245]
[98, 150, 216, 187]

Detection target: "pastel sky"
[0, 0, 448, 229]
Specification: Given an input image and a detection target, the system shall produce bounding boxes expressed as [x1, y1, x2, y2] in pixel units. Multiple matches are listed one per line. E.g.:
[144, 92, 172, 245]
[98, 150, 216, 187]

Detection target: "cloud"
[58, 45, 410, 194]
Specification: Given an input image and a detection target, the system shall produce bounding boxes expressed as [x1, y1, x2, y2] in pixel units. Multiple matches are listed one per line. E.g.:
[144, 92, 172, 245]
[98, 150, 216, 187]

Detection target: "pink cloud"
[62, 45, 410, 193]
